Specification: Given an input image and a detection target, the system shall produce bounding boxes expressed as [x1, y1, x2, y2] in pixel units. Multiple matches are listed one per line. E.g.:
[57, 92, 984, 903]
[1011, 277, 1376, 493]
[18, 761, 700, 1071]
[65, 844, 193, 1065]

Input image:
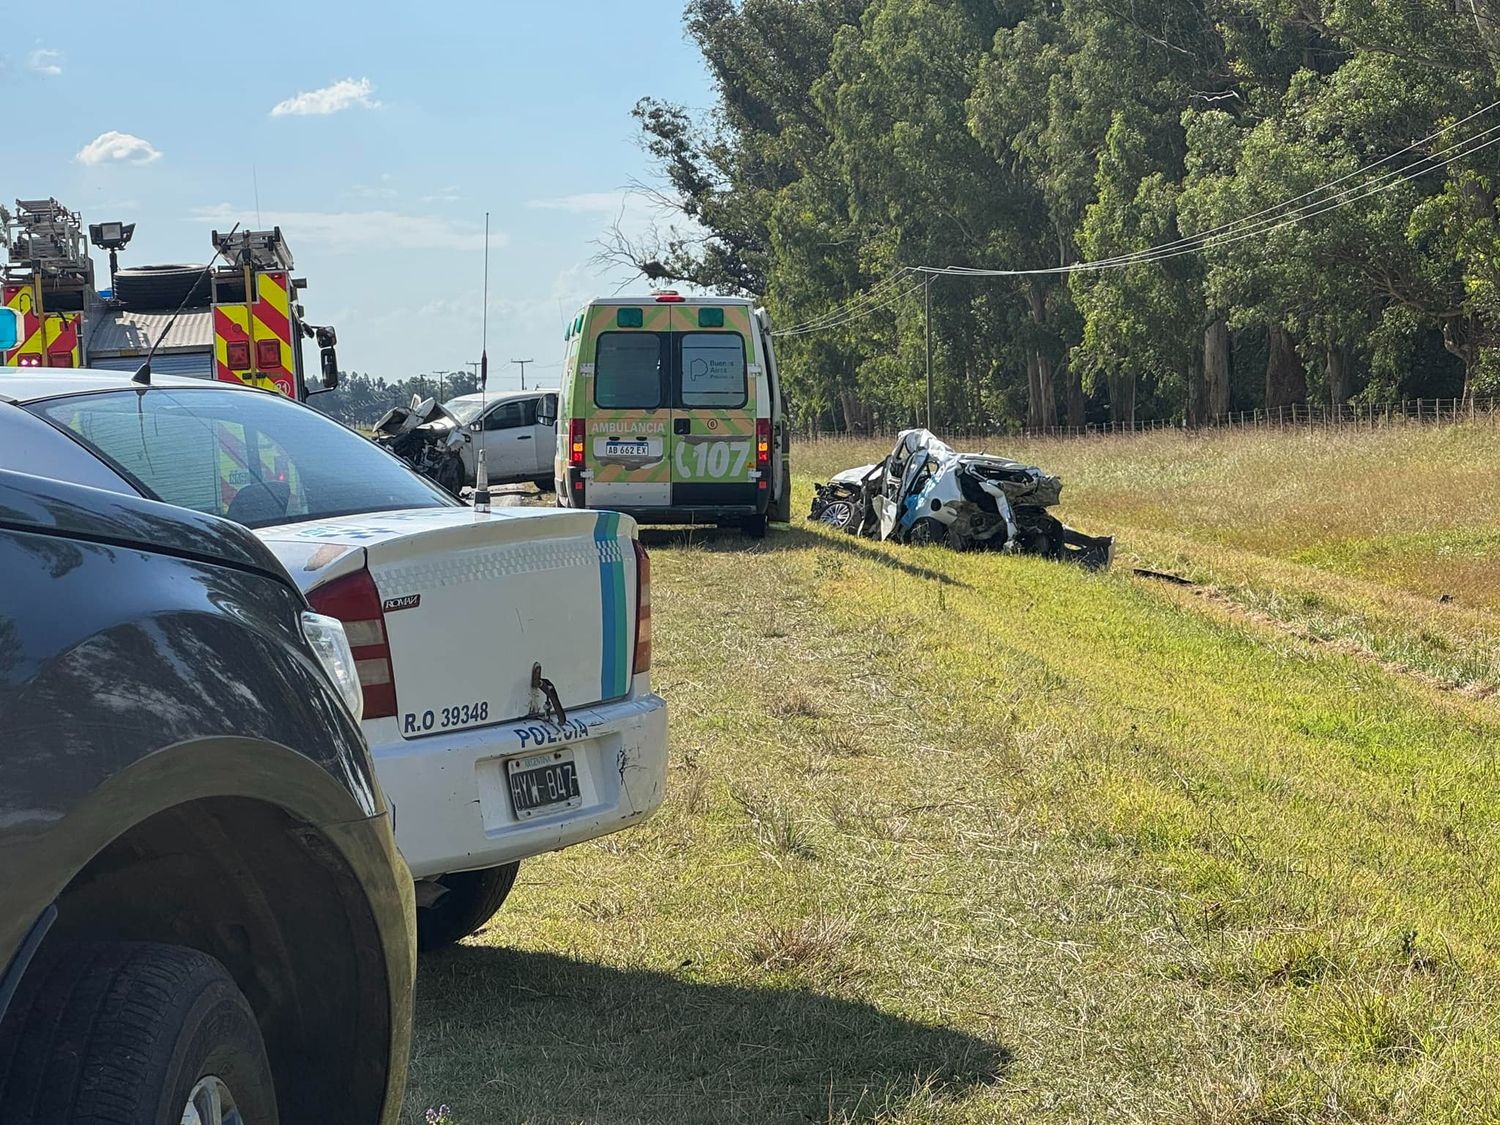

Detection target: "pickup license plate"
[506, 749, 581, 819]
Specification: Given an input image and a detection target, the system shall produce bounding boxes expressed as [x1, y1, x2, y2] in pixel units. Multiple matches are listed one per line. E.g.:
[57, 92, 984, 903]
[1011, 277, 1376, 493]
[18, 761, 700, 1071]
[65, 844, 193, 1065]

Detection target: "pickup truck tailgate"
[258, 506, 640, 738]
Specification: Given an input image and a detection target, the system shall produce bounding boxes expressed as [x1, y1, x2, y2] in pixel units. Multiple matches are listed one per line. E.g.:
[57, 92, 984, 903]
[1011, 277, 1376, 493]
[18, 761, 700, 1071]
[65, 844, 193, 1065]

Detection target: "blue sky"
[10, 1, 711, 389]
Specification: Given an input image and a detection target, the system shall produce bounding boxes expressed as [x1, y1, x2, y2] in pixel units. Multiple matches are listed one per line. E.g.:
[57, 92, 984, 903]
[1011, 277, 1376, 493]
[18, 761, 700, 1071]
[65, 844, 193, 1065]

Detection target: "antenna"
[133, 222, 240, 386]
[473, 211, 492, 513]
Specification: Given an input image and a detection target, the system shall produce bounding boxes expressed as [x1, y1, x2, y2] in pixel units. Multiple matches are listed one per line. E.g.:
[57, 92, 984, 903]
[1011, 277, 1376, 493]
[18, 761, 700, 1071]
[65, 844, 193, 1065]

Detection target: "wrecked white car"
[810, 429, 1113, 568]
[370, 395, 468, 494]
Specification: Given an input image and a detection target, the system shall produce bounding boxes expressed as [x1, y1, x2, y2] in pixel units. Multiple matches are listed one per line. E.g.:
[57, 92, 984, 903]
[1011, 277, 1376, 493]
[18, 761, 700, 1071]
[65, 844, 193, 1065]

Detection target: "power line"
[923, 110, 1500, 279]
[772, 267, 918, 336]
[774, 275, 929, 337]
[1064, 96, 1500, 273]
[769, 103, 1500, 338]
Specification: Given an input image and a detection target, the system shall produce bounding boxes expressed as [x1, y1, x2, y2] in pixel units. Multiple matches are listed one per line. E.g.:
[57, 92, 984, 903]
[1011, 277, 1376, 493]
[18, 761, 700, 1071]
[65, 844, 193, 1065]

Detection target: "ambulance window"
[679, 333, 746, 408]
[595, 333, 665, 409]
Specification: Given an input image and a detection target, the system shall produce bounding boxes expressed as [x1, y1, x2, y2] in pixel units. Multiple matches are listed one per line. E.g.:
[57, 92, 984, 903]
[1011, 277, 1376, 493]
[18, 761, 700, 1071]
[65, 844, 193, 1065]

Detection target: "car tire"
[0, 941, 278, 1125]
[416, 862, 520, 951]
[741, 514, 768, 539]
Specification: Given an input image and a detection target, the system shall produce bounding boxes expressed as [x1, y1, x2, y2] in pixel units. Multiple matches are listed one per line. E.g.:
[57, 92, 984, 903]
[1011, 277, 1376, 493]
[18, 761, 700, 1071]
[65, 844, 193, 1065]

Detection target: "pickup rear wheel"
[0, 942, 278, 1125]
[417, 862, 520, 951]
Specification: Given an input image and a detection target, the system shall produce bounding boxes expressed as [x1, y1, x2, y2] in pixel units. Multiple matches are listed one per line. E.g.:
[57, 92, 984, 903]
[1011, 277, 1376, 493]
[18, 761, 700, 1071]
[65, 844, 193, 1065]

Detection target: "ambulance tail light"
[306, 568, 396, 720]
[569, 418, 586, 468]
[756, 418, 771, 491]
[654, 291, 685, 303]
[632, 540, 652, 676]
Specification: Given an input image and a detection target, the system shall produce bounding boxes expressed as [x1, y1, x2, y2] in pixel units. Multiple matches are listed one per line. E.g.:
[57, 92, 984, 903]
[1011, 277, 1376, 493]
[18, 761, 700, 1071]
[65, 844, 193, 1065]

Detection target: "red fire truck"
[2, 198, 337, 399]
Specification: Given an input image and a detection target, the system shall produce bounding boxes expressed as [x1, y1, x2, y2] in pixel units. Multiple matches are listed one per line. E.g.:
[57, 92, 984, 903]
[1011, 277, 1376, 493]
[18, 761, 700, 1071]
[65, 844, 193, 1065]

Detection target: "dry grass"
[405, 425, 1500, 1124]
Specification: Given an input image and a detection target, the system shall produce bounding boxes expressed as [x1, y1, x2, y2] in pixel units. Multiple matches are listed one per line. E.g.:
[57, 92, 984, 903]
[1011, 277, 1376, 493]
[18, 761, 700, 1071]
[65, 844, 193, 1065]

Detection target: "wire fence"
[803, 396, 1500, 443]
[1018, 395, 1500, 438]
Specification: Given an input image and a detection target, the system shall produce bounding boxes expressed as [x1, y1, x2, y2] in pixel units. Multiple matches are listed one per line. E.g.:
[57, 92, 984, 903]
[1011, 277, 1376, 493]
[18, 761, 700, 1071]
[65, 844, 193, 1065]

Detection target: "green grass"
[405, 425, 1500, 1124]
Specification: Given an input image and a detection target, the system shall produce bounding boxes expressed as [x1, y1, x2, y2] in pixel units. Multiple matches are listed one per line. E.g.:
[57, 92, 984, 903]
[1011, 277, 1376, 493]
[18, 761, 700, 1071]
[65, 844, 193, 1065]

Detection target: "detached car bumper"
[365, 692, 668, 880]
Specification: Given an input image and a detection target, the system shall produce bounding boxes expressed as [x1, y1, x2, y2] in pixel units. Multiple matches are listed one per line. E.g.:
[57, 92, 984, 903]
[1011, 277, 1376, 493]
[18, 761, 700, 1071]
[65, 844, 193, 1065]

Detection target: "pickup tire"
[0, 941, 278, 1124]
[417, 862, 520, 951]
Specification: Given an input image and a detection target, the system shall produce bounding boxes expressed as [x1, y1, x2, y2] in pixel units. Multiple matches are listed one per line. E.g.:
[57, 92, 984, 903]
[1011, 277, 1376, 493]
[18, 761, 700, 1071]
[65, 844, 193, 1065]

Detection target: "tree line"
[617, 0, 1500, 431]
[310, 370, 481, 428]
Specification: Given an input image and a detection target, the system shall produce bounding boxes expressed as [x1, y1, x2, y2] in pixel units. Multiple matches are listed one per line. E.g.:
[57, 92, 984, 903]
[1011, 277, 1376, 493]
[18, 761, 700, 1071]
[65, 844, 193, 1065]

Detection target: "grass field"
[405, 423, 1499, 1124]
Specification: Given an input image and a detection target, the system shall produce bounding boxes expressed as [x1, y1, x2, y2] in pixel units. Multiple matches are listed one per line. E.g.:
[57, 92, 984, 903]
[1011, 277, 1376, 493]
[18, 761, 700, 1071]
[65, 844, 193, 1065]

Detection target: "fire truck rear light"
[48, 351, 73, 367]
[226, 341, 251, 370]
[306, 568, 396, 720]
[632, 540, 652, 675]
[256, 339, 280, 368]
[17, 355, 40, 367]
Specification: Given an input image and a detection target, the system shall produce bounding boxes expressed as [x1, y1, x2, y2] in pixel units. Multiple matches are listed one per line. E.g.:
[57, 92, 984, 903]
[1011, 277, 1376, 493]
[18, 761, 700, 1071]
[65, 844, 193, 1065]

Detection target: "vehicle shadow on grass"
[408, 946, 1010, 1124]
[638, 524, 968, 588]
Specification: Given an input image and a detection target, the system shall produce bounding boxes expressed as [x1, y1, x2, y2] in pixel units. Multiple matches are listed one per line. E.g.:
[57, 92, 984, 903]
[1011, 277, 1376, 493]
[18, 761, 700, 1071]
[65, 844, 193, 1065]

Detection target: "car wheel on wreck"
[906, 517, 950, 547]
[815, 498, 860, 533]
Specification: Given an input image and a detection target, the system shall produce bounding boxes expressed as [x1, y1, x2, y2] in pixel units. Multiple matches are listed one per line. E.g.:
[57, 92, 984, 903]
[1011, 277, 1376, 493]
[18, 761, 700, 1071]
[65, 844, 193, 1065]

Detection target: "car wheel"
[417, 862, 520, 951]
[907, 517, 948, 546]
[0, 942, 278, 1125]
[816, 499, 860, 533]
[741, 514, 768, 539]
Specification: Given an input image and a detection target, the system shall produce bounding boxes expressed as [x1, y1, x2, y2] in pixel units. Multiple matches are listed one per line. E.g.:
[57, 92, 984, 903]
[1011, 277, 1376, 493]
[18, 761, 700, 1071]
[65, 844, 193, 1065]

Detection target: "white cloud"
[28, 48, 62, 76]
[192, 204, 503, 253]
[270, 77, 380, 117]
[76, 131, 162, 165]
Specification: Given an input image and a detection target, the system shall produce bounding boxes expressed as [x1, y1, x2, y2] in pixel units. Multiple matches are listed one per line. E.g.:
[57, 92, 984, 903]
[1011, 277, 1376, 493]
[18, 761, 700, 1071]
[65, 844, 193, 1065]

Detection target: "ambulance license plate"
[606, 440, 652, 458]
[506, 749, 581, 819]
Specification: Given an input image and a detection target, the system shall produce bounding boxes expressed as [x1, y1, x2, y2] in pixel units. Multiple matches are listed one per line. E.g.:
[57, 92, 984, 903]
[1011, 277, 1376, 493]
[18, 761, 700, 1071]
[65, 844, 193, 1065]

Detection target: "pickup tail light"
[569, 418, 586, 468]
[306, 568, 396, 719]
[755, 418, 771, 492]
[632, 540, 652, 676]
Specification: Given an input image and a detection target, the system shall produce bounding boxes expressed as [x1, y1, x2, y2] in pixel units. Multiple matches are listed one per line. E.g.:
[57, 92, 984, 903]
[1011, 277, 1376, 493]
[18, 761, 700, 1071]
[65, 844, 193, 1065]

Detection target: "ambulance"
[554, 293, 791, 536]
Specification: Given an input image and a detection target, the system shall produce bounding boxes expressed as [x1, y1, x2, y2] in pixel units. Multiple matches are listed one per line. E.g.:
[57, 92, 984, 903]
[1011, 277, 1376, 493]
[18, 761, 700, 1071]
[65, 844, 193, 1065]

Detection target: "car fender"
[0, 736, 395, 1000]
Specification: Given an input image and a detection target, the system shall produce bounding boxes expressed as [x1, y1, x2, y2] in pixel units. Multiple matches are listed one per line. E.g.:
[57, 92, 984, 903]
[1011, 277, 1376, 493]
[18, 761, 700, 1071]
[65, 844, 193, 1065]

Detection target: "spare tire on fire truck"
[114, 265, 211, 309]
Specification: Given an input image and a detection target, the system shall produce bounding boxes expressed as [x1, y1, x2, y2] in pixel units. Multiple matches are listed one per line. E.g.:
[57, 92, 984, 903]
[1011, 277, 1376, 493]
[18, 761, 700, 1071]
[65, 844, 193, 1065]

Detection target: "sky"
[8, 1, 713, 391]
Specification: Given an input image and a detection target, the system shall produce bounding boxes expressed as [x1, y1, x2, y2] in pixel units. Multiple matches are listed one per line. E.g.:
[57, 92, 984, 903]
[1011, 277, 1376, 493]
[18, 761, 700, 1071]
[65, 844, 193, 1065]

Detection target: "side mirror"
[0, 308, 19, 352]
[320, 347, 339, 389]
[536, 394, 557, 427]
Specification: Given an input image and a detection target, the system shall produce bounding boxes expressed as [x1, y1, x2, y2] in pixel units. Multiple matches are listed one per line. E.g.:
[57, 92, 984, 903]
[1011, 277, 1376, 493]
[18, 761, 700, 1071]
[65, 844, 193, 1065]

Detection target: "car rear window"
[595, 333, 665, 409]
[679, 332, 747, 408]
[27, 387, 458, 528]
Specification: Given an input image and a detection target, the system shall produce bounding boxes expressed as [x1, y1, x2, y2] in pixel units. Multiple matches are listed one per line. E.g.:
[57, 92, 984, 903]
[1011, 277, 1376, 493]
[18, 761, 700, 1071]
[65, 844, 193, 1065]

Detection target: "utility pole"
[511, 358, 534, 390]
[924, 272, 935, 431]
[466, 360, 481, 390]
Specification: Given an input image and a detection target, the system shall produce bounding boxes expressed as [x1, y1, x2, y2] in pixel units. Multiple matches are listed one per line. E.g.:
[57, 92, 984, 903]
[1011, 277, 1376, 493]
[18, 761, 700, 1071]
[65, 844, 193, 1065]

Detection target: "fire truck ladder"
[4, 198, 94, 297]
